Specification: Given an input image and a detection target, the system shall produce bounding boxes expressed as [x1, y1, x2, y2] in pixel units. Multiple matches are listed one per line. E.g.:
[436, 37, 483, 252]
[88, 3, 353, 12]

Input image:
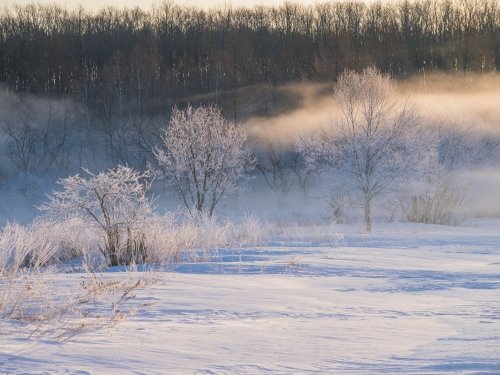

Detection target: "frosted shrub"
[191, 213, 231, 250]
[400, 175, 466, 225]
[398, 124, 469, 225]
[231, 214, 268, 246]
[113, 212, 233, 265]
[156, 212, 230, 262]
[135, 213, 193, 264]
[41, 166, 155, 266]
[0, 222, 57, 274]
[32, 218, 97, 263]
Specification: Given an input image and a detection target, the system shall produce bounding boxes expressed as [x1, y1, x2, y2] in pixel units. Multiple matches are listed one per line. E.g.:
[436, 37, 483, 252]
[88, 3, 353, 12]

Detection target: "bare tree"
[255, 138, 296, 198]
[253, 135, 315, 204]
[298, 68, 417, 230]
[154, 105, 254, 216]
[334, 67, 417, 231]
[41, 166, 154, 266]
[1, 102, 73, 176]
[334, 68, 418, 230]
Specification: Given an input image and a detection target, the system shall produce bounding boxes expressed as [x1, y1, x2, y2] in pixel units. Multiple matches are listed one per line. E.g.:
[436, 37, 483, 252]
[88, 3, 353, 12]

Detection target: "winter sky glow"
[1, 0, 320, 10]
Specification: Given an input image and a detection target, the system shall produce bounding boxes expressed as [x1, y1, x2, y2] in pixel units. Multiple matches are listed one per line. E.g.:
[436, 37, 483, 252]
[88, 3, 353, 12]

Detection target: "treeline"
[0, 0, 499, 117]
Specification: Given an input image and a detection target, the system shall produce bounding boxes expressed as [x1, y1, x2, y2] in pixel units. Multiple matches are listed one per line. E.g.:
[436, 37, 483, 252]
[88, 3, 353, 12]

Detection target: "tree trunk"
[107, 227, 120, 266]
[364, 199, 372, 232]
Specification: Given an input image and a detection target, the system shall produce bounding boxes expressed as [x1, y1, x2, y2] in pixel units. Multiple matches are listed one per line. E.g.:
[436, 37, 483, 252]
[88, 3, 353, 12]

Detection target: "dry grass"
[0, 220, 156, 341]
[0, 212, 270, 342]
[1, 268, 156, 342]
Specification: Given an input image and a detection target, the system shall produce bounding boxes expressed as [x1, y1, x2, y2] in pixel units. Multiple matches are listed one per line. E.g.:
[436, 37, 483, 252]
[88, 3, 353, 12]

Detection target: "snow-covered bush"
[41, 166, 155, 266]
[128, 212, 198, 264]
[396, 123, 497, 225]
[154, 105, 255, 217]
[400, 179, 466, 225]
[35, 218, 98, 263]
[230, 214, 269, 247]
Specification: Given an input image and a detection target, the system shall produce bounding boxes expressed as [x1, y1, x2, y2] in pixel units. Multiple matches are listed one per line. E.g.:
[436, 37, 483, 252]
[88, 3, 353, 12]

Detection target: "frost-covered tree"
[299, 68, 417, 231]
[154, 106, 254, 216]
[335, 68, 418, 230]
[41, 166, 154, 266]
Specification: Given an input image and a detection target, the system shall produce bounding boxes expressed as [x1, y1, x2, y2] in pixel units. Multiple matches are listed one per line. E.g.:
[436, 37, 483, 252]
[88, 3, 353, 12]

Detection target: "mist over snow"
[241, 73, 500, 221]
[245, 73, 500, 140]
[1, 72, 500, 225]
[1, 2, 500, 372]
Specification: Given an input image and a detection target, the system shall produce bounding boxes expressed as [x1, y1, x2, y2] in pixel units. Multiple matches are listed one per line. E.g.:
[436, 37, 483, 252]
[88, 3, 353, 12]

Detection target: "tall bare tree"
[334, 67, 417, 231]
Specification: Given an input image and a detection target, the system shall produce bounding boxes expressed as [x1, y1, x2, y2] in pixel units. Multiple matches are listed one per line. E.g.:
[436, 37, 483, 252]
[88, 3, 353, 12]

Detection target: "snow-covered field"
[2, 220, 500, 374]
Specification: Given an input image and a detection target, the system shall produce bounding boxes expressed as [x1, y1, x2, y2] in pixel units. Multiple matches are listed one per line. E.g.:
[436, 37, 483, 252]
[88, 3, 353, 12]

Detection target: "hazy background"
[245, 74, 500, 142]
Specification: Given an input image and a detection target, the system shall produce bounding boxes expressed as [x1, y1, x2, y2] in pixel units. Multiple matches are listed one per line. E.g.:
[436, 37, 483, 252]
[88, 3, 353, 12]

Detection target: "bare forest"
[0, 0, 498, 116]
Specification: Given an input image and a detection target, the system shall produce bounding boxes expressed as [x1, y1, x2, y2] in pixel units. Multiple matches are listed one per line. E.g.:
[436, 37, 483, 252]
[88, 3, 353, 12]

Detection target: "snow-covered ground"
[2, 220, 500, 374]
